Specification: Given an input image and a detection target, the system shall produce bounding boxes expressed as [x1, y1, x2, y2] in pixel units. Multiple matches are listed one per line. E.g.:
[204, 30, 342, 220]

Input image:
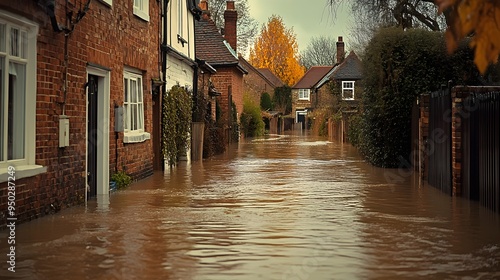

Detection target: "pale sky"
[247, 0, 352, 53]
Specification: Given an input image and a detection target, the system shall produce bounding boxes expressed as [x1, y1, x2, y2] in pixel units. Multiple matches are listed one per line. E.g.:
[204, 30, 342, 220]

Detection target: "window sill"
[298, 98, 310, 101]
[124, 131, 151, 143]
[133, 8, 150, 22]
[0, 165, 47, 183]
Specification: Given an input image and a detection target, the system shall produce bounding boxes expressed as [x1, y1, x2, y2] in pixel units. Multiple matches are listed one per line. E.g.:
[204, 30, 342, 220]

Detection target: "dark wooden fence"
[462, 91, 500, 212]
[428, 88, 452, 195]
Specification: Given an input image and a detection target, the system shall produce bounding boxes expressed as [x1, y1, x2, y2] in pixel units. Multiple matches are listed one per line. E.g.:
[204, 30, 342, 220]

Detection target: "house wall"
[212, 66, 244, 122]
[243, 67, 274, 106]
[292, 88, 312, 121]
[311, 86, 335, 109]
[0, 0, 159, 228]
[166, 54, 195, 89]
[167, 0, 196, 60]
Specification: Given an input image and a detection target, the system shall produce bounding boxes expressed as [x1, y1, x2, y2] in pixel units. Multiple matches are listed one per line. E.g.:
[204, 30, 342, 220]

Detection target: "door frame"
[296, 109, 307, 126]
[86, 66, 110, 201]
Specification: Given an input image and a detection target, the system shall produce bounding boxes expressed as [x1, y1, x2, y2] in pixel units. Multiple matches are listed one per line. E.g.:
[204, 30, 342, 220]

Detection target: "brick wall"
[292, 88, 312, 117]
[0, 0, 159, 228]
[212, 66, 244, 122]
[312, 86, 335, 109]
[243, 67, 274, 106]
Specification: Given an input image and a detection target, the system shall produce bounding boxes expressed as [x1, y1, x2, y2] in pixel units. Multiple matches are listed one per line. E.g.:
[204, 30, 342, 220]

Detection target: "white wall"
[166, 54, 194, 89]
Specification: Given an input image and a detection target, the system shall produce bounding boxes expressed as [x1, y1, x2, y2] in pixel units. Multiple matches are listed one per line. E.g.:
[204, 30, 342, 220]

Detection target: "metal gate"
[428, 88, 452, 195]
[462, 92, 500, 212]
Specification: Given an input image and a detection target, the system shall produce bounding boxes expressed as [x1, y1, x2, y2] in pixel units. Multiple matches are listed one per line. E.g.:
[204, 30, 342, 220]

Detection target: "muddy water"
[1, 135, 500, 280]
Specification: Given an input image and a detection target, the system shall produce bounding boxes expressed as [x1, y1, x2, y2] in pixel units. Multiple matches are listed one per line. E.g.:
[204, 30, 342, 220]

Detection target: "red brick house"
[0, 0, 159, 226]
[292, 66, 333, 127]
[195, 0, 247, 130]
[292, 37, 363, 130]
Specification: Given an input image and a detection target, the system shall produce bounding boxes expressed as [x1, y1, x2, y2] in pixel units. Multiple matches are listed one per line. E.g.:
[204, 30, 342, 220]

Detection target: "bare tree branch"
[300, 36, 337, 69]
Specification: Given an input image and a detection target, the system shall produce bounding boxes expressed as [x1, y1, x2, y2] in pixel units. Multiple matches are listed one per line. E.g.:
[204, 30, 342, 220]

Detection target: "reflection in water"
[1, 135, 499, 279]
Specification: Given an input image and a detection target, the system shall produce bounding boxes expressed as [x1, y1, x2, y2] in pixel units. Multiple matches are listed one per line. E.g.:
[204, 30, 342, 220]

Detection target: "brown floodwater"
[1, 135, 500, 280]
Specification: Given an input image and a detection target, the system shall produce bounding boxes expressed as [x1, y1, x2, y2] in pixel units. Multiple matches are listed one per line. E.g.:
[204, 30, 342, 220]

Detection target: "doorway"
[87, 74, 98, 198]
[86, 66, 110, 200]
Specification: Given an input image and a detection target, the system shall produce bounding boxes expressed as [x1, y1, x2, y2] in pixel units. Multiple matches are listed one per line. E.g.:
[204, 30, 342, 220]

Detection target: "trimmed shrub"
[240, 95, 265, 137]
[162, 85, 192, 167]
[260, 92, 273, 111]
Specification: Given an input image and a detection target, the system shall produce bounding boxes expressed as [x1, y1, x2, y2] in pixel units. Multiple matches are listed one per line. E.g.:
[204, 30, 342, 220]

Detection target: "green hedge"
[260, 92, 273, 111]
[240, 96, 265, 137]
[162, 85, 192, 167]
[358, 27, 480, 167]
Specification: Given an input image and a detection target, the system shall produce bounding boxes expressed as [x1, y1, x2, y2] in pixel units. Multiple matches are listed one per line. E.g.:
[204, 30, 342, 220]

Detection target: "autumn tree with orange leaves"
[249, 15, 305, 86]
[435, 0, 500, 73]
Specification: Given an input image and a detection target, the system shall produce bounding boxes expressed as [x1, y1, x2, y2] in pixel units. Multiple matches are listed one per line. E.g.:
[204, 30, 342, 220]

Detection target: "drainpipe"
[160, 0, 169, 170]
[162, 0, 169, 87]
[44, 0, 63, 32]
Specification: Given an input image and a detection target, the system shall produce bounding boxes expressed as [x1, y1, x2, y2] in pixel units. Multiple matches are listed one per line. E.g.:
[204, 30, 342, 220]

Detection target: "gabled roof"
[316, 51, 363, 89]
[292, 66, 333, 89]
[330, 51, 363, 80]
[195, 18, 239, 67]
[257, 68, 284, 88]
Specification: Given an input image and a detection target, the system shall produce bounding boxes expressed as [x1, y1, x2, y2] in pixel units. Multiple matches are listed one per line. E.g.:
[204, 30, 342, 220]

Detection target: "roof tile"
[292, 66, 333, 89]
[195, 18, 238, 65]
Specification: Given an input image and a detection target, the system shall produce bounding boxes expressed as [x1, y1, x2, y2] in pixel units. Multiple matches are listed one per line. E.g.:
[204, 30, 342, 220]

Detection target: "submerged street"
[1, 135, 500, 279]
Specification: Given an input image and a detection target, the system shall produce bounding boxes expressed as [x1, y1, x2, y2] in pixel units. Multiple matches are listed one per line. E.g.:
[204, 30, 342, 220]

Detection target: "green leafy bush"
[162, 85, 192, 167]
[260, 92, 273, 111]
[111, 171, 132, 189]
[240, 95, 265, 137]
[358, 27, 480, 167]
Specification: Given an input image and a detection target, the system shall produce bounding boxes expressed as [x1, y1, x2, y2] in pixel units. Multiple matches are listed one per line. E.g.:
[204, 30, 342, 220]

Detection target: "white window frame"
[295, 110, 307, 123]
[178, 0, 184, 37]
[298, 88, 310, 101]
[123, 69, 150, 143]
[0, 11, 46, 182]
[99, 0, 112, 6]
[133, 0, 150, 22]
[342, 81, 355, 100]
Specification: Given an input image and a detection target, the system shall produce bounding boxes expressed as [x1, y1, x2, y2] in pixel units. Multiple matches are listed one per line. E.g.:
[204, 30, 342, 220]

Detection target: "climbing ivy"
[231, 101, 240, 142]
[162, 85, 192, 167]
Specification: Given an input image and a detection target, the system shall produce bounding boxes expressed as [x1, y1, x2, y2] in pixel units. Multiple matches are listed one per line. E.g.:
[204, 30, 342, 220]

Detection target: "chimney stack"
[199, 0, 210, 20]
[224, 1, 238, 51]
[336, 36, 345, 64]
